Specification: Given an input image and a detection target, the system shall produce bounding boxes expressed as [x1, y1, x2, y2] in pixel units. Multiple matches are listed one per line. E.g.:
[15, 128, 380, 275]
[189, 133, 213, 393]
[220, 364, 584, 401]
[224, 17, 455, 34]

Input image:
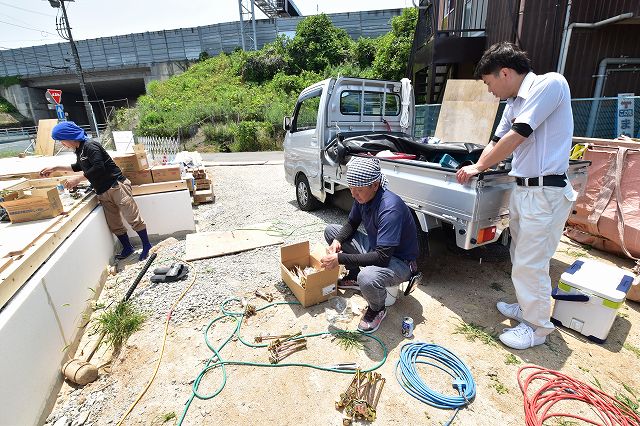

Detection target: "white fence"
[137, 136, 180, 163]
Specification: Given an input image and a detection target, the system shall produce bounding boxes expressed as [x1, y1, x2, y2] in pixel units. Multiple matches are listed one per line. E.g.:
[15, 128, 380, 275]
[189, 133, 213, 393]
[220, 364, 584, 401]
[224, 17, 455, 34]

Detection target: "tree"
[286, 14, 353, 74]
[371, 8, 418, 81]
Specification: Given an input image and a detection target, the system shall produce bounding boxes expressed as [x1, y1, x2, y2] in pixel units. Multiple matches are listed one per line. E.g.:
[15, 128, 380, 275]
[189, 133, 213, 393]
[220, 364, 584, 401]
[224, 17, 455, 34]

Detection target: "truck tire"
[295, 174, 322, 211]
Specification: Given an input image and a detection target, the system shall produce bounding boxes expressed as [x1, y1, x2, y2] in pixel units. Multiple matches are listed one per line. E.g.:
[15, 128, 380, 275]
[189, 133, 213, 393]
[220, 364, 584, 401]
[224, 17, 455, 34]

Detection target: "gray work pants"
[324, 224, 411, 311]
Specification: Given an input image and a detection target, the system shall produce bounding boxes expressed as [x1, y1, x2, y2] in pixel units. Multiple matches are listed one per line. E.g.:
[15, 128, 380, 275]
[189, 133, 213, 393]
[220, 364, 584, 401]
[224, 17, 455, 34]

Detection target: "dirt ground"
[48, 164, 640, 426]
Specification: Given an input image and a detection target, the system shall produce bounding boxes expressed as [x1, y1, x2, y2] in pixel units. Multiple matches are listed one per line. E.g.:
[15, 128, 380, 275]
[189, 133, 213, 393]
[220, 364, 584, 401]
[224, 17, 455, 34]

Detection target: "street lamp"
[48, 0, 99, 136]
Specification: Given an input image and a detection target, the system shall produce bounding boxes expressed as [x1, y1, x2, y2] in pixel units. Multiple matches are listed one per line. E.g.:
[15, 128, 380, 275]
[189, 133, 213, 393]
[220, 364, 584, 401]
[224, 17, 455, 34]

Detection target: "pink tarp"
[564, 141, 640, 300]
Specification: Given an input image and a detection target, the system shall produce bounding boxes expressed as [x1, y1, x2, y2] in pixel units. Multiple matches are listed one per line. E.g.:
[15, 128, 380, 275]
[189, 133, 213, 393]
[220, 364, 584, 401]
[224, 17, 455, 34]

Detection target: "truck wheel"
[296, 174, 322, 211]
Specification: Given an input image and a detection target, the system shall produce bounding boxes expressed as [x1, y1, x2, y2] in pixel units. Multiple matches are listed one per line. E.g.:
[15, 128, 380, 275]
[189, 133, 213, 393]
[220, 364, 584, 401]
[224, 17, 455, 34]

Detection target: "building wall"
[485, 0, 640, 98]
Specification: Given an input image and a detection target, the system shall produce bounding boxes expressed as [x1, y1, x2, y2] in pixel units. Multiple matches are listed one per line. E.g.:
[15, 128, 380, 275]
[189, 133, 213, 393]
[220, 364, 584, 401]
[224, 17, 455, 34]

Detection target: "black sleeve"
[82, 143, 107, 180]
[511, 122, 533, 138]
[333, 220, 357, 243]
[338, 245, 395, 267]
[70, 161, 81, 172]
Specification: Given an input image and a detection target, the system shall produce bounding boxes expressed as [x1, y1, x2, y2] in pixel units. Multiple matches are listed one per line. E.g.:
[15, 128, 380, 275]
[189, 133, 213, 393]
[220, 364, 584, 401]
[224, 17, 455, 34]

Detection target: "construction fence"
[415, 96, 640, 140]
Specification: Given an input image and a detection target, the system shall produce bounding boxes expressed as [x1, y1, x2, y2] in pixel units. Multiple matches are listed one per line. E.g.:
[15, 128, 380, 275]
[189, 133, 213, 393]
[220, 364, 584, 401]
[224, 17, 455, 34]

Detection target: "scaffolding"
[237, 0, 301, 51]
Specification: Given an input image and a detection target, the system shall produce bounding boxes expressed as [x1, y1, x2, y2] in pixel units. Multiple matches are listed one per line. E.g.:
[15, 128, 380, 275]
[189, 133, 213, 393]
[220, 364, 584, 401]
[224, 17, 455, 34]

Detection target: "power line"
[0, 19, 60, 37]
[0, 1, 55, 17]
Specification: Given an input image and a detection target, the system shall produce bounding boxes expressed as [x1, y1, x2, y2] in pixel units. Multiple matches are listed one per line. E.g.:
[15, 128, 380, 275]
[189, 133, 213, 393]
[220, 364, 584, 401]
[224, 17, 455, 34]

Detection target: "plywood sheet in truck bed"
[434, 80, 499, 146]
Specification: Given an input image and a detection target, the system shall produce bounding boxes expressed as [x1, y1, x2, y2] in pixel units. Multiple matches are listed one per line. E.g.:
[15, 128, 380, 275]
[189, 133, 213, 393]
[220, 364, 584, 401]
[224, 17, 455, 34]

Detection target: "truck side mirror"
[283, 116, 291, 131]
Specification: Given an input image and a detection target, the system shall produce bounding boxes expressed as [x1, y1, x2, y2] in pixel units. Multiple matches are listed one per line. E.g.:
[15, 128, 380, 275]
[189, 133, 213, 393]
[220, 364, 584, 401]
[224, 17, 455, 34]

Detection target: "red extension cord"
[518, 365, 640, 426]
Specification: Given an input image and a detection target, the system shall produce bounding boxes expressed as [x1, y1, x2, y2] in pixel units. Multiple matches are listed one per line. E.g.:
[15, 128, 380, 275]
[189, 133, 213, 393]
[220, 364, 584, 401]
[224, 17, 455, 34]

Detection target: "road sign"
[46, 89, 62, 104]
[55, 104, 66, 120]
[617, 93, 635, 138]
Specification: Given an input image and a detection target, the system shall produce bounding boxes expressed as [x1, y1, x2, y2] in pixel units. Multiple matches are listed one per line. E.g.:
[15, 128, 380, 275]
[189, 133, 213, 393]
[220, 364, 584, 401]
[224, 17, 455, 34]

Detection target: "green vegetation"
[332, 330, 365, 352]
[112, 9, 418, 152]
[0, 76, 20, 88]
[0, 96, 17, 113]
[487, 372, 509, 394]
[0, 150, 21, 159]
[95, 301, 145, 349]
[454, 320, 498, 346]
[504, 353, 521, 365]
[615, 384, 640, 417]
[161, 412, 176, 423]
[624, 342, 640, 359]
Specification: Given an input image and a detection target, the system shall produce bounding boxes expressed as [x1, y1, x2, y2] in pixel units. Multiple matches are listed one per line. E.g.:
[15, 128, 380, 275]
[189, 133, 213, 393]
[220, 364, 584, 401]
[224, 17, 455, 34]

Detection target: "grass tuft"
[624, 343, 640, 359]
[95, 301, 145, 349]
[504, 354, 521, 365]
[161, 412, 176, 423]
[454, 321, 498, 346]
[332, 331, 364, 352]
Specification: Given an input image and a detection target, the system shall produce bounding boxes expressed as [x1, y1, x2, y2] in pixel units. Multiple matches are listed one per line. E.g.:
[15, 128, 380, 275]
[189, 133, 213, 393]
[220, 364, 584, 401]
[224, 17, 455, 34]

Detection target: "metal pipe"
[557, 0, 572, 72]
[250, 0, 258, 50]
[586, 57, 640, 137]
[237, 0, 246, 51]
[557, 12, 633, 74]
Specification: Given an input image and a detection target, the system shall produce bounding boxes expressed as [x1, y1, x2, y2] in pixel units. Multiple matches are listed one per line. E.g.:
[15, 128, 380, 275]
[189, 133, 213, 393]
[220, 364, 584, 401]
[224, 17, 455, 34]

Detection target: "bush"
[287, 14, 353, 73]
[201, 122, 237, 152]
[351, 37, 377, 69]
[231, 121, 275, 152]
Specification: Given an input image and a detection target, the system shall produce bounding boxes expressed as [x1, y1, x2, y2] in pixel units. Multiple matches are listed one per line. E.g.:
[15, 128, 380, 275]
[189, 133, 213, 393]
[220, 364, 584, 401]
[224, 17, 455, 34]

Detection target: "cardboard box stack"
[187, 167, 215, 205]
[111, 145, 185, 186]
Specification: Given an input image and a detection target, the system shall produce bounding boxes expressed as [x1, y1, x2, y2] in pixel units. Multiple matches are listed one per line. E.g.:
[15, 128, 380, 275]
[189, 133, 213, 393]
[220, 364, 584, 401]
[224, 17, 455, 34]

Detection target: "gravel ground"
[44, 162, 640, 426]
[45, 163, 350, 425]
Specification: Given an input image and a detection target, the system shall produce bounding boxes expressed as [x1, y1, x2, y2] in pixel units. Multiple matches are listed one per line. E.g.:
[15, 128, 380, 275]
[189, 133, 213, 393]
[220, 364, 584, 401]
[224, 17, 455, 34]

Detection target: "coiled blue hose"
[395, 342, 476, 425]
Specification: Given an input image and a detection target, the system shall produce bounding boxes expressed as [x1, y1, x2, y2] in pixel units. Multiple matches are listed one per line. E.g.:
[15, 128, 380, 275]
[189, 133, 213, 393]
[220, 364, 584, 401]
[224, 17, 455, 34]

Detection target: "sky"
[0, 0, 411, 50]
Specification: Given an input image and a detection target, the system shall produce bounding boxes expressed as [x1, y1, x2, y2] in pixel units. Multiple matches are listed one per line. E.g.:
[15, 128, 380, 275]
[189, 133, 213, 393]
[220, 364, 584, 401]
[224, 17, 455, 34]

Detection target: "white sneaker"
[496, 301, 523, 322]
[499, 323, 546, 350]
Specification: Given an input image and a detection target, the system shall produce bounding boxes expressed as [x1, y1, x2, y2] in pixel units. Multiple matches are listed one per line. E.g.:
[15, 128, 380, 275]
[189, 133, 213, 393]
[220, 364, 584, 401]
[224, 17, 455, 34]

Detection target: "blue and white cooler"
[551, 257, 635, 343]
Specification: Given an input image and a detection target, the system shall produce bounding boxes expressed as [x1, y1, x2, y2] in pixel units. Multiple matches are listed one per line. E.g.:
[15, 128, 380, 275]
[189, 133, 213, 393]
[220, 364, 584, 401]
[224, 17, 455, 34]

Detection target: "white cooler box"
[551, 257, 634, 343]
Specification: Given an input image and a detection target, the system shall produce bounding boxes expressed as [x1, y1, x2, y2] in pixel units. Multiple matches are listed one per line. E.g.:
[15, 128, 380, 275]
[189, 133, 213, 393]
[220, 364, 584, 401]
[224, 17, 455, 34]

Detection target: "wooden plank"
[34, 119, 58, 156]
[131, 180, 187, 196]
[0, 192, 92, 257]
[185, 223, 283, 261]
[434, 80, 499, 146]
[0, 196, 99, 308]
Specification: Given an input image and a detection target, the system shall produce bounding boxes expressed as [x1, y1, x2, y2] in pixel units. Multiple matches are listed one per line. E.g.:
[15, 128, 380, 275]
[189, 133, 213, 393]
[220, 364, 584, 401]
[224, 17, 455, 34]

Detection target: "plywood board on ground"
[434, 79, 499, 146]
[34, 119, 58, 156]
[185, 223, 283, 261]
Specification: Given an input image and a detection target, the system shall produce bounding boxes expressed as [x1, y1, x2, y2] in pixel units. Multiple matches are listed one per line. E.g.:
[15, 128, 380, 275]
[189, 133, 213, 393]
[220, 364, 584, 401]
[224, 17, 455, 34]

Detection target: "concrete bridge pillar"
[0, 85, 51, 124]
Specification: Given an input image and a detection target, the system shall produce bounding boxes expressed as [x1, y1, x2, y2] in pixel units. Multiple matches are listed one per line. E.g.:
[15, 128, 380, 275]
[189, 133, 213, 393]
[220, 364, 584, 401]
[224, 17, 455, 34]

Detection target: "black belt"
[516, 174, 567, 187]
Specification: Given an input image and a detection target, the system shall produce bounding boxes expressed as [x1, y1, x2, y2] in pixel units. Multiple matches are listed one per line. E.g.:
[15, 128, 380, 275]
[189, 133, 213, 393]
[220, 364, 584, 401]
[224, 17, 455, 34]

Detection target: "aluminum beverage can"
[402, 316, 414, 338]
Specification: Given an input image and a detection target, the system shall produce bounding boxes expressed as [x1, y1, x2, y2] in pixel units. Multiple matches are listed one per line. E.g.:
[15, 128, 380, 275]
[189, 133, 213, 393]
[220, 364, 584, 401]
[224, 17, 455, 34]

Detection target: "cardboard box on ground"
[280, 241, 339, 307]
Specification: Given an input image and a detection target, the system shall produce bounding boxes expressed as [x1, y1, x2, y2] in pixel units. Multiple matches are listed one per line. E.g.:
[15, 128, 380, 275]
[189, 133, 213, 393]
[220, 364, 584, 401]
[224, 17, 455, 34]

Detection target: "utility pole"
[50, 0, 99, 136]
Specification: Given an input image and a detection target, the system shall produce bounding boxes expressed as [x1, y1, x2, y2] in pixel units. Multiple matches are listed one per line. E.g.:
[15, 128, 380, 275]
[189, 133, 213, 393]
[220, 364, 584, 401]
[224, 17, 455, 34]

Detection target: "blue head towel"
[51, 121, 88, 141]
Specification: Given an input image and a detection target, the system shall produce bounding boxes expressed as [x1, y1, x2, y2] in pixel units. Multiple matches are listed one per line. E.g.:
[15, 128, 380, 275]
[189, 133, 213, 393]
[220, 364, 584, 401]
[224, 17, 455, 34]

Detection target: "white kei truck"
[283, 77, 589, 251]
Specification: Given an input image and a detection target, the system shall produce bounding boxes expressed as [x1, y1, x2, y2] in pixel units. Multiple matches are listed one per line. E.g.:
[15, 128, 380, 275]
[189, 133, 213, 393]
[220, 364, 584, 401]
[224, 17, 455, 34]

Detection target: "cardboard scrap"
[185, 223, 283, 261]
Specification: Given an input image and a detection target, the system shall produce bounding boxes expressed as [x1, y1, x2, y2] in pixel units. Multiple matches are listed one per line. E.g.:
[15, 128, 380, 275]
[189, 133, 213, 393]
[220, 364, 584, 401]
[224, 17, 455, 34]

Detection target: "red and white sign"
[46, 89, 62, 104]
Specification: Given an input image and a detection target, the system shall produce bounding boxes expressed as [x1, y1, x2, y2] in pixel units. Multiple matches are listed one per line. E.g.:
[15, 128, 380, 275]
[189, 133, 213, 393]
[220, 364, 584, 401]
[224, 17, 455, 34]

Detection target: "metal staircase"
[408, 0, 487, 104]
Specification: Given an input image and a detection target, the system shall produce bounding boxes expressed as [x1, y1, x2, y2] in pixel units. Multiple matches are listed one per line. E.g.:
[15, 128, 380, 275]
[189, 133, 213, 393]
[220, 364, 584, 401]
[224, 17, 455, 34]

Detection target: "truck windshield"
[340, 90, 400, 116]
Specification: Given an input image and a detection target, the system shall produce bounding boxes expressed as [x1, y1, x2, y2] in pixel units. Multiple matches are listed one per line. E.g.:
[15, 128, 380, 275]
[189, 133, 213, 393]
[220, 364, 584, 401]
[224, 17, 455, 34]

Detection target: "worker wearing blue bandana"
[321, 156, 419, 333]
[40, 121, 152, 261]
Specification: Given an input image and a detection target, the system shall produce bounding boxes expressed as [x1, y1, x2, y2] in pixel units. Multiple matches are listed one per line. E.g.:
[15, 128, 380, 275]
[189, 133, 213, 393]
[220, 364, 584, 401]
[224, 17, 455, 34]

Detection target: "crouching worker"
[321, 157, 419, 333]
[40, 121, 152, 261]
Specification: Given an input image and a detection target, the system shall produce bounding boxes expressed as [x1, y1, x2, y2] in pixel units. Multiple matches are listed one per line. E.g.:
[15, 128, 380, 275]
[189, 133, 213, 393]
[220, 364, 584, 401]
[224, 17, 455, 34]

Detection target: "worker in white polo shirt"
[456, 42, 577, 350]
